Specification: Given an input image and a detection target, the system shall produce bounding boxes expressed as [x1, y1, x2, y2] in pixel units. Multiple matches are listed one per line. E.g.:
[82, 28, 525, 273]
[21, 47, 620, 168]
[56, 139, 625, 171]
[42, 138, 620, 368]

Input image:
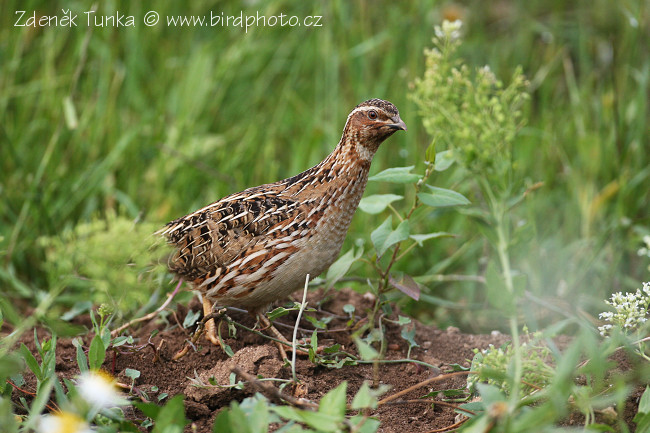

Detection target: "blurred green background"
[1, 0, 648, 332]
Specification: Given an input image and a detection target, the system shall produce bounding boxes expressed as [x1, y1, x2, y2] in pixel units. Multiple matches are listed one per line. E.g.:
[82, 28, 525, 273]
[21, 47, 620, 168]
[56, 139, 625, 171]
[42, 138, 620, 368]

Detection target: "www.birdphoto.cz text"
[14, 9, 324, 32]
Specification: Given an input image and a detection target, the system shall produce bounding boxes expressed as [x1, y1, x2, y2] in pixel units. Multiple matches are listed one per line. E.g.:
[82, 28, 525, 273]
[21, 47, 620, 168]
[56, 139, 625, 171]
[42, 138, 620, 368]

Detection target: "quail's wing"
[160, 187, 302, 280]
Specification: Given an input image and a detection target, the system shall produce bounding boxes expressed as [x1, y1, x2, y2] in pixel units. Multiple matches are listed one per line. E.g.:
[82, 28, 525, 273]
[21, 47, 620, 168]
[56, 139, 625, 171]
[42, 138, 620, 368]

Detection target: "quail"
[161, 99, 406, 357]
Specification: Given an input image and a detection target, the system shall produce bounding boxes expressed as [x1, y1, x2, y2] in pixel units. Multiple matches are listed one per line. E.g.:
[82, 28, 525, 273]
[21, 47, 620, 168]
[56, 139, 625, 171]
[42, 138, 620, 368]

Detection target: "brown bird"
[161, 99, 406, 357]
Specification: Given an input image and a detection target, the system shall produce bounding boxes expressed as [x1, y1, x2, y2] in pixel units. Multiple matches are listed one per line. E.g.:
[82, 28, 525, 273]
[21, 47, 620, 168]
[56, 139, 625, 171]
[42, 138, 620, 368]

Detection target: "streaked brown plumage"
[161, 99, 406, 351]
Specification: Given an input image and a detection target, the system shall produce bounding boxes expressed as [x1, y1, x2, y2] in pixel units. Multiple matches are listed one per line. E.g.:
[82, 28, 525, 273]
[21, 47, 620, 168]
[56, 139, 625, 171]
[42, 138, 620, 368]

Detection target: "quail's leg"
[202, 297, 220, 346]
[256, 313, 289, 360]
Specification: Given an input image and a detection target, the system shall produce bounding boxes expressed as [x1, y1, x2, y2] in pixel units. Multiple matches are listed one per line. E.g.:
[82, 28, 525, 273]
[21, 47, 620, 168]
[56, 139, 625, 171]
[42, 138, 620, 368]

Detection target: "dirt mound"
[10, 289, 641, 432]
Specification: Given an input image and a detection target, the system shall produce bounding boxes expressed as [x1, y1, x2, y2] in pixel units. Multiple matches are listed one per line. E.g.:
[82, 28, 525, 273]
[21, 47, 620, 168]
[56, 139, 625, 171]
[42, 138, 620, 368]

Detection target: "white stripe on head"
[342, 106, 386, 132]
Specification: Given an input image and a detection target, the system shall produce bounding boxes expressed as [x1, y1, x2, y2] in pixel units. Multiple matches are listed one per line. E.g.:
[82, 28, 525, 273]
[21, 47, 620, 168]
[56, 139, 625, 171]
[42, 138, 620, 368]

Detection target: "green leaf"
[125, 368, 141, 381]
[638, 386, 650, 414]
[33, 329, 43, 358]
[222, 342, 235, 358]
[358, 194, 403, 214]
[325, 247, 362, 288]
[584, 424, 616, 432]
[299, 411, 341, 432]
[634, 412, 650, 433]
[368, 166, 421, 183]
[273, 407, 341, 432]
[116, 420, 141, 433]
[371, 217, 410, 257]
[225, 401, 249, 433]
[425, 140, 436, 163]
[41, 317, 85, 337]
[111, 336, 130, 347]
[232, 396, 271, 433]
[41, 336, 57, 379]
[151, 395, 189, 433]
[219, 338, 235, 358]
[400, 326, 419, 348]
[310, 329, 319, 361]
[475, 383, 506, 404]
[349, 415, 381, 433]
[634, 386, 650, 433]
[354, 338, 379, 361]
[319, 382, 347, 418]
[213, 409, 231, 433]
[449, 363, 470, 372]
[409, 232, 454, 246]
[101, 327, 111, 350]
[267, 306, 293, 321]
[72, 338, 88, 373]
[88, 334, 106, 370]
[9, 373, 24, 388]
[457, 401, 484, 412]
[397, 315, 411, 325]
[183, 309, 201, 328]
[272, 405, 303, 423]
[418, 187, 470, 208]
[383, 220, 410, 254]
[322, 343, 341, 354]
[0, 354, 24, 385]
[434, 150, 455, 171]
[23, 377, 54, 431]
[305, 315, 330, 330]
[351, 383, 375, 410]
[371, 216, 392, 256]
[19, 344, 41, 381]
[460, 414, 492, 433]
[61, 300, 93, 321]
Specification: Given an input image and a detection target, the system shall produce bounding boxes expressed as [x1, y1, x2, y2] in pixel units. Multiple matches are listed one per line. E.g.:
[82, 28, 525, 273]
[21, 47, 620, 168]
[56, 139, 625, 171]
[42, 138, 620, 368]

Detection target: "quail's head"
[344, 99, 407, 157]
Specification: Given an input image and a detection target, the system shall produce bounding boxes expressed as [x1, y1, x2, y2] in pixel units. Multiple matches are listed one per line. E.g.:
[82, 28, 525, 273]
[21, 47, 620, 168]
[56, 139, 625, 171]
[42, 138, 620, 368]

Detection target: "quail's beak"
[387, 115, 407, 131]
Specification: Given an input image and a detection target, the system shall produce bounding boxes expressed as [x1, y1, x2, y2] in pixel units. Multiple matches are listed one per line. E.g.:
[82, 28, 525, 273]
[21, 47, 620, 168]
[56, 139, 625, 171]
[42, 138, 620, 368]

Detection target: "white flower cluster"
[77, 369, 128, 410]
[37, 371, 127, 433]
[434, 19, 462, 42]
[598, 282, 650, 336]
[37, 411, 92, 433]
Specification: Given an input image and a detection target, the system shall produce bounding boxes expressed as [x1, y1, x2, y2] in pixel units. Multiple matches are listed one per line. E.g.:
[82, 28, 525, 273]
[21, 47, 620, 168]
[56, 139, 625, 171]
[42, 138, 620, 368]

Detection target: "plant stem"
[480, 177, 523, 404]
[291, 274, 310, 383]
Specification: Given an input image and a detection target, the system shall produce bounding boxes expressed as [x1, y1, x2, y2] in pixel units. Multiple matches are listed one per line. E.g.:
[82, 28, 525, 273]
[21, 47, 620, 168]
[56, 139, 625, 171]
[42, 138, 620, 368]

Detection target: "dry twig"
[231, 366, 318, 410]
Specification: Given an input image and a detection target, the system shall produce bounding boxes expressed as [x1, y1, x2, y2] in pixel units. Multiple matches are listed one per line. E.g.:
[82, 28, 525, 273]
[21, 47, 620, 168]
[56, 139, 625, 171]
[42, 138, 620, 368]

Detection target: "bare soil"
[11, 289, 643, 432]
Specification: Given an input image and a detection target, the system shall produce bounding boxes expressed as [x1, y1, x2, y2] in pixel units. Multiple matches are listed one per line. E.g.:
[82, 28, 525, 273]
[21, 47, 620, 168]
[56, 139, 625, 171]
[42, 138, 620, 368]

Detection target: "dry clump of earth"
[10, 288, 643, 432]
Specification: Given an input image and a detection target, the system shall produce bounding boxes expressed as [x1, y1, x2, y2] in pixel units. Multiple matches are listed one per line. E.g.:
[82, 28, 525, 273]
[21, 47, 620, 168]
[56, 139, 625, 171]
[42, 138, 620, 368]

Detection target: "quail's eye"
[368, 110, 378, 120]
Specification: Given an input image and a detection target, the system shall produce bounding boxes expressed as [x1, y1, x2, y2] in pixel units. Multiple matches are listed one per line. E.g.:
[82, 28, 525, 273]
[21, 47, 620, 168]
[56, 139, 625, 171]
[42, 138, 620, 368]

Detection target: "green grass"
[1, 0, 648, 329]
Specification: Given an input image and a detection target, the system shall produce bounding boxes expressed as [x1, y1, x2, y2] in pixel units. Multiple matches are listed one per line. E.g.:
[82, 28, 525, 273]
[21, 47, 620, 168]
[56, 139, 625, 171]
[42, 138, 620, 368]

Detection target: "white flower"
[76, 370, 127, 409]
[599, 282, 650, 336]
[434, 19, 463, 42]
[36, 411, 92, 433]
[638, 236, 650, 258]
